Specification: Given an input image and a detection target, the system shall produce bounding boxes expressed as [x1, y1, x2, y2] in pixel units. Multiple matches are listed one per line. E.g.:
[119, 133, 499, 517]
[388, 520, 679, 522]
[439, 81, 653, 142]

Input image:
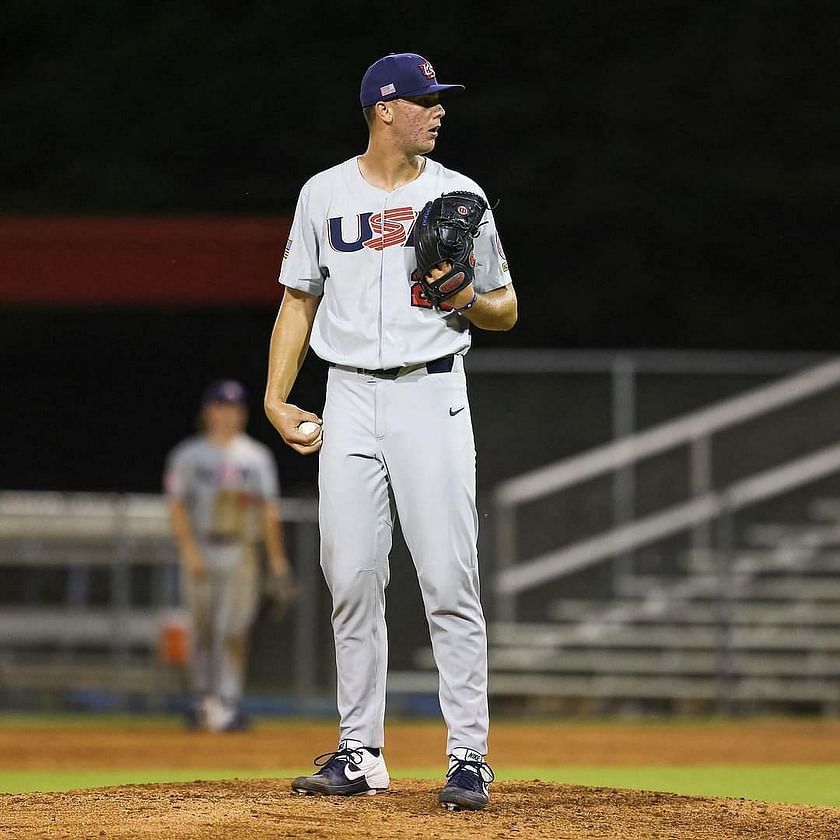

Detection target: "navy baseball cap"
[201, 379, 248, 406]
[360, 53, 464, 108]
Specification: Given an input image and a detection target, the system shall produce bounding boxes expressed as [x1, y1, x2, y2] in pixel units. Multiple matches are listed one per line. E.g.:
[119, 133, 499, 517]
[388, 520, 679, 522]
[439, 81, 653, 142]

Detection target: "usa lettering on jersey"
[279, 157, 512, 369]
[328, 207, 417, 253]
[328, 206, 434, 308]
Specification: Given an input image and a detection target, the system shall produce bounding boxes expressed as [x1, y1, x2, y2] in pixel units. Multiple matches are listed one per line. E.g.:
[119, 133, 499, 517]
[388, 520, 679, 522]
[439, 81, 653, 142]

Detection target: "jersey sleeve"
[472, 205, 513, 295]
[279, 182, 326, 297]
[163, 444, 190, 500]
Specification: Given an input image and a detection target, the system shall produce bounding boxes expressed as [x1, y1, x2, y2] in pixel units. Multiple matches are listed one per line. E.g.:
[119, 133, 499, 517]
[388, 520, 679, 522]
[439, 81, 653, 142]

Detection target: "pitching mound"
[3, 779, 839, 839]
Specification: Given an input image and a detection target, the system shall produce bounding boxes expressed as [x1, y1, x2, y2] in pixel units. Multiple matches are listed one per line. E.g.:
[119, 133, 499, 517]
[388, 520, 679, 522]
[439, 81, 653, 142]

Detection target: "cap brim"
[400, 83, 465, 98]
[363, 82, 465, 107]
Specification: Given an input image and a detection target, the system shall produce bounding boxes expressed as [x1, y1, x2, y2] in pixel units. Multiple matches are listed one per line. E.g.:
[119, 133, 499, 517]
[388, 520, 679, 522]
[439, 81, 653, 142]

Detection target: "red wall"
[0, 216, 292, 305]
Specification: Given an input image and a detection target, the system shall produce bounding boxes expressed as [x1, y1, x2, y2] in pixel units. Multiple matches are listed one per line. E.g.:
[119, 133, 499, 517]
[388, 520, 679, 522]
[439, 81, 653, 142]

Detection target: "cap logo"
[380, 82, 396, 96]
[418, 60, 435, 79]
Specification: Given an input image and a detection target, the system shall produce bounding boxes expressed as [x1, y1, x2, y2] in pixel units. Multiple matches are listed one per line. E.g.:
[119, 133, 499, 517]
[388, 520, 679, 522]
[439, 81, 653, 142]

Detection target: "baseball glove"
[412, 191, 488, 308]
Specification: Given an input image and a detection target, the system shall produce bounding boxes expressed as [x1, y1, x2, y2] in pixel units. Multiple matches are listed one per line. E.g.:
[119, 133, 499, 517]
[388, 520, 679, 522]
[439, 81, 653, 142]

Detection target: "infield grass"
[2, 765, 839, 807]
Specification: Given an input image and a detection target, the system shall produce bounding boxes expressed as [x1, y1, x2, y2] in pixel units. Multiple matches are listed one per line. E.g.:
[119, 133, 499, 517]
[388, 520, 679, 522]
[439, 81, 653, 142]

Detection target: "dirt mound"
[2, 779, 838, 840]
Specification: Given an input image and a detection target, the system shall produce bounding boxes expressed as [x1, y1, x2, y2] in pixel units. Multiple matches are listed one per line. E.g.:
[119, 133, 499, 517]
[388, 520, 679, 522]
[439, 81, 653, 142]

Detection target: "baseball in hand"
[298, 421, 322, 436]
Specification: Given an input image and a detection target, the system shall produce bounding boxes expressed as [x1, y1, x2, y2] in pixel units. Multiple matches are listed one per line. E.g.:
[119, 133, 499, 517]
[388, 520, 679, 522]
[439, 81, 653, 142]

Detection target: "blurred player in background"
[164, 379, 294, 731]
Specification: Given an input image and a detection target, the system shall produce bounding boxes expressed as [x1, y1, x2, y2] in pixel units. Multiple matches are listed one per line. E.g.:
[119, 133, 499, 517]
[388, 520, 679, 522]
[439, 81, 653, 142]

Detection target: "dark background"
[3, 0, 839, 494]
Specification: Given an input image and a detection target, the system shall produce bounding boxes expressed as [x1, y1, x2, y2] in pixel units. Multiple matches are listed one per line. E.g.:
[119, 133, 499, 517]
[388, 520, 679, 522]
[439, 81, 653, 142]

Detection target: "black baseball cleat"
[438, 748, 495, 811]
[291, 740, 389, 796]
[220, 708, 250, 732]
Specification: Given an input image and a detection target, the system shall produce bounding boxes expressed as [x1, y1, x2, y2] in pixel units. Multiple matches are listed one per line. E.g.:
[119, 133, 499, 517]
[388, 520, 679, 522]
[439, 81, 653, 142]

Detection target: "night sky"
[5, 1, 839, 349]
[3, 2, 840, 492]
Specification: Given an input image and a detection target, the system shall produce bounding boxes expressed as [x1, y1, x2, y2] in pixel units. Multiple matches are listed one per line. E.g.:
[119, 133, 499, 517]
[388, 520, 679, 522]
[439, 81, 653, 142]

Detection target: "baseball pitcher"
[264, 53, 516, 810]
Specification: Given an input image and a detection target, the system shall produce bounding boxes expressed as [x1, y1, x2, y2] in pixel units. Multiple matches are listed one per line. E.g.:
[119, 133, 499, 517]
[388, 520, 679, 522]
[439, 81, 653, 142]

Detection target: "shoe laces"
[314, 746, 365, 770]
[446, 757, 495, 789]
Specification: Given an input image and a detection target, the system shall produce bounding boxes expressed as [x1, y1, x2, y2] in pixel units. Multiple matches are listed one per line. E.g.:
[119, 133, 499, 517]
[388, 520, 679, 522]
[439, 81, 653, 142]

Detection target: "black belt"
[202, 534, 242, 546]
[331, 354, 455, 379]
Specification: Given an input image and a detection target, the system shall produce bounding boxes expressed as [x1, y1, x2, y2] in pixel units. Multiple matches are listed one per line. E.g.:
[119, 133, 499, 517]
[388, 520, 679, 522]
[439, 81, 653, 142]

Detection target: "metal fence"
[5, 349, 840, 713]
[0, 492, 319, 707]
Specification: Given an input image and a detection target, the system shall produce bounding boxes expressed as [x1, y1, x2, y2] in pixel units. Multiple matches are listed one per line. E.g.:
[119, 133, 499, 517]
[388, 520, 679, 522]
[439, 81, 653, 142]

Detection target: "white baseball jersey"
[279, 157, 512, 369]
[164, 433, 279, 541]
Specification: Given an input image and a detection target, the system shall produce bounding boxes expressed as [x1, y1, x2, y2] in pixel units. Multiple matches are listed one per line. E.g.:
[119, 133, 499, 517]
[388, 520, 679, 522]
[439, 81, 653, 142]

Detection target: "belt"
[330, 354, 455, 379]
[202, 534, 244, 546]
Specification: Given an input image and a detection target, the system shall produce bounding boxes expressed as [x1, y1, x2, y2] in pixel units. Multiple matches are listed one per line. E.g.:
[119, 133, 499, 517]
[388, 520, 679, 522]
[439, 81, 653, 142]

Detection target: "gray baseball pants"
[318, 354, 489, 756]
[185, 542, 259, 704]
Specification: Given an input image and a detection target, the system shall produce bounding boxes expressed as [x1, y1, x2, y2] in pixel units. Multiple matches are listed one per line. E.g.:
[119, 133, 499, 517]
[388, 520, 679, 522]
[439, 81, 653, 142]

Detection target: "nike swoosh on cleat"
[343, 765, 369, 781]
[449, 406, 466, 416]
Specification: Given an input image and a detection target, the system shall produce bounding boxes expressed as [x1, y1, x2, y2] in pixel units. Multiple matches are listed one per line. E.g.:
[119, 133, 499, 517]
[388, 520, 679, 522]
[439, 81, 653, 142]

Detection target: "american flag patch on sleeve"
[283, 239, 293, 261]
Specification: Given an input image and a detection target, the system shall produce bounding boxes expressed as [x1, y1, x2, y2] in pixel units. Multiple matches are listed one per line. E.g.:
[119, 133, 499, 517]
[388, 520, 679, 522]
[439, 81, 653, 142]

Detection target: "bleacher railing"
[493, 357, 840, 620]
[0, 492, 319, 700]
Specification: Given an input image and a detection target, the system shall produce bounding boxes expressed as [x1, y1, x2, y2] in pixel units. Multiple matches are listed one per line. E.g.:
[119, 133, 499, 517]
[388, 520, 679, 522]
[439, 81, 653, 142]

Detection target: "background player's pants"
[319, 356, 489, 756]
[184, 542, 260, 707]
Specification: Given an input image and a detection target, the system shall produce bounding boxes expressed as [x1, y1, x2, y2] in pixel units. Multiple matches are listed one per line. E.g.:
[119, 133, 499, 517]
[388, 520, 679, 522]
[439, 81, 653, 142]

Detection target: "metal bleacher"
[392, 356, 840, 715]
[396, 502, 840, 714]
[0, 492, 319, 708]
[0, 493, 182, 703]
[500, 539, 840, 707]
[9, 353, 840, 715]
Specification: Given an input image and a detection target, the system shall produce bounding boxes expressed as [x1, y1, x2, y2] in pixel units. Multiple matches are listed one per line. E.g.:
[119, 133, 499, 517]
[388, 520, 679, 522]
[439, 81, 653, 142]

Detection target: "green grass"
[508, 765, 840, 808]
[3, 765, 840, 807]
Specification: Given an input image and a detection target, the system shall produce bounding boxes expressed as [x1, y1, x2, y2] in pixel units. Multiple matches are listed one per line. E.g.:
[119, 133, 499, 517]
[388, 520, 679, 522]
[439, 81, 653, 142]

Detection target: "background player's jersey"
[164, 434, 279, 542]
[279, 157, 512, 369]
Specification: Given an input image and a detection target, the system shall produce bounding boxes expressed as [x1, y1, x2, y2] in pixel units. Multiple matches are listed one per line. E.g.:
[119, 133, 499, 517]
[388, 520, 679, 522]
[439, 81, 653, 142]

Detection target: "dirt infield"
[4, 718, 840, 770]
[3, 779, 840, 840]
[3, 719, 840, 839]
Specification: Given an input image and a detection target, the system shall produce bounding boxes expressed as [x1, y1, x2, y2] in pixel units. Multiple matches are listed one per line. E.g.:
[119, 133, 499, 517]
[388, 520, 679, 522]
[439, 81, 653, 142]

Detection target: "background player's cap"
[201, 379, 248, 406]
[360, 53, 464, 108]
